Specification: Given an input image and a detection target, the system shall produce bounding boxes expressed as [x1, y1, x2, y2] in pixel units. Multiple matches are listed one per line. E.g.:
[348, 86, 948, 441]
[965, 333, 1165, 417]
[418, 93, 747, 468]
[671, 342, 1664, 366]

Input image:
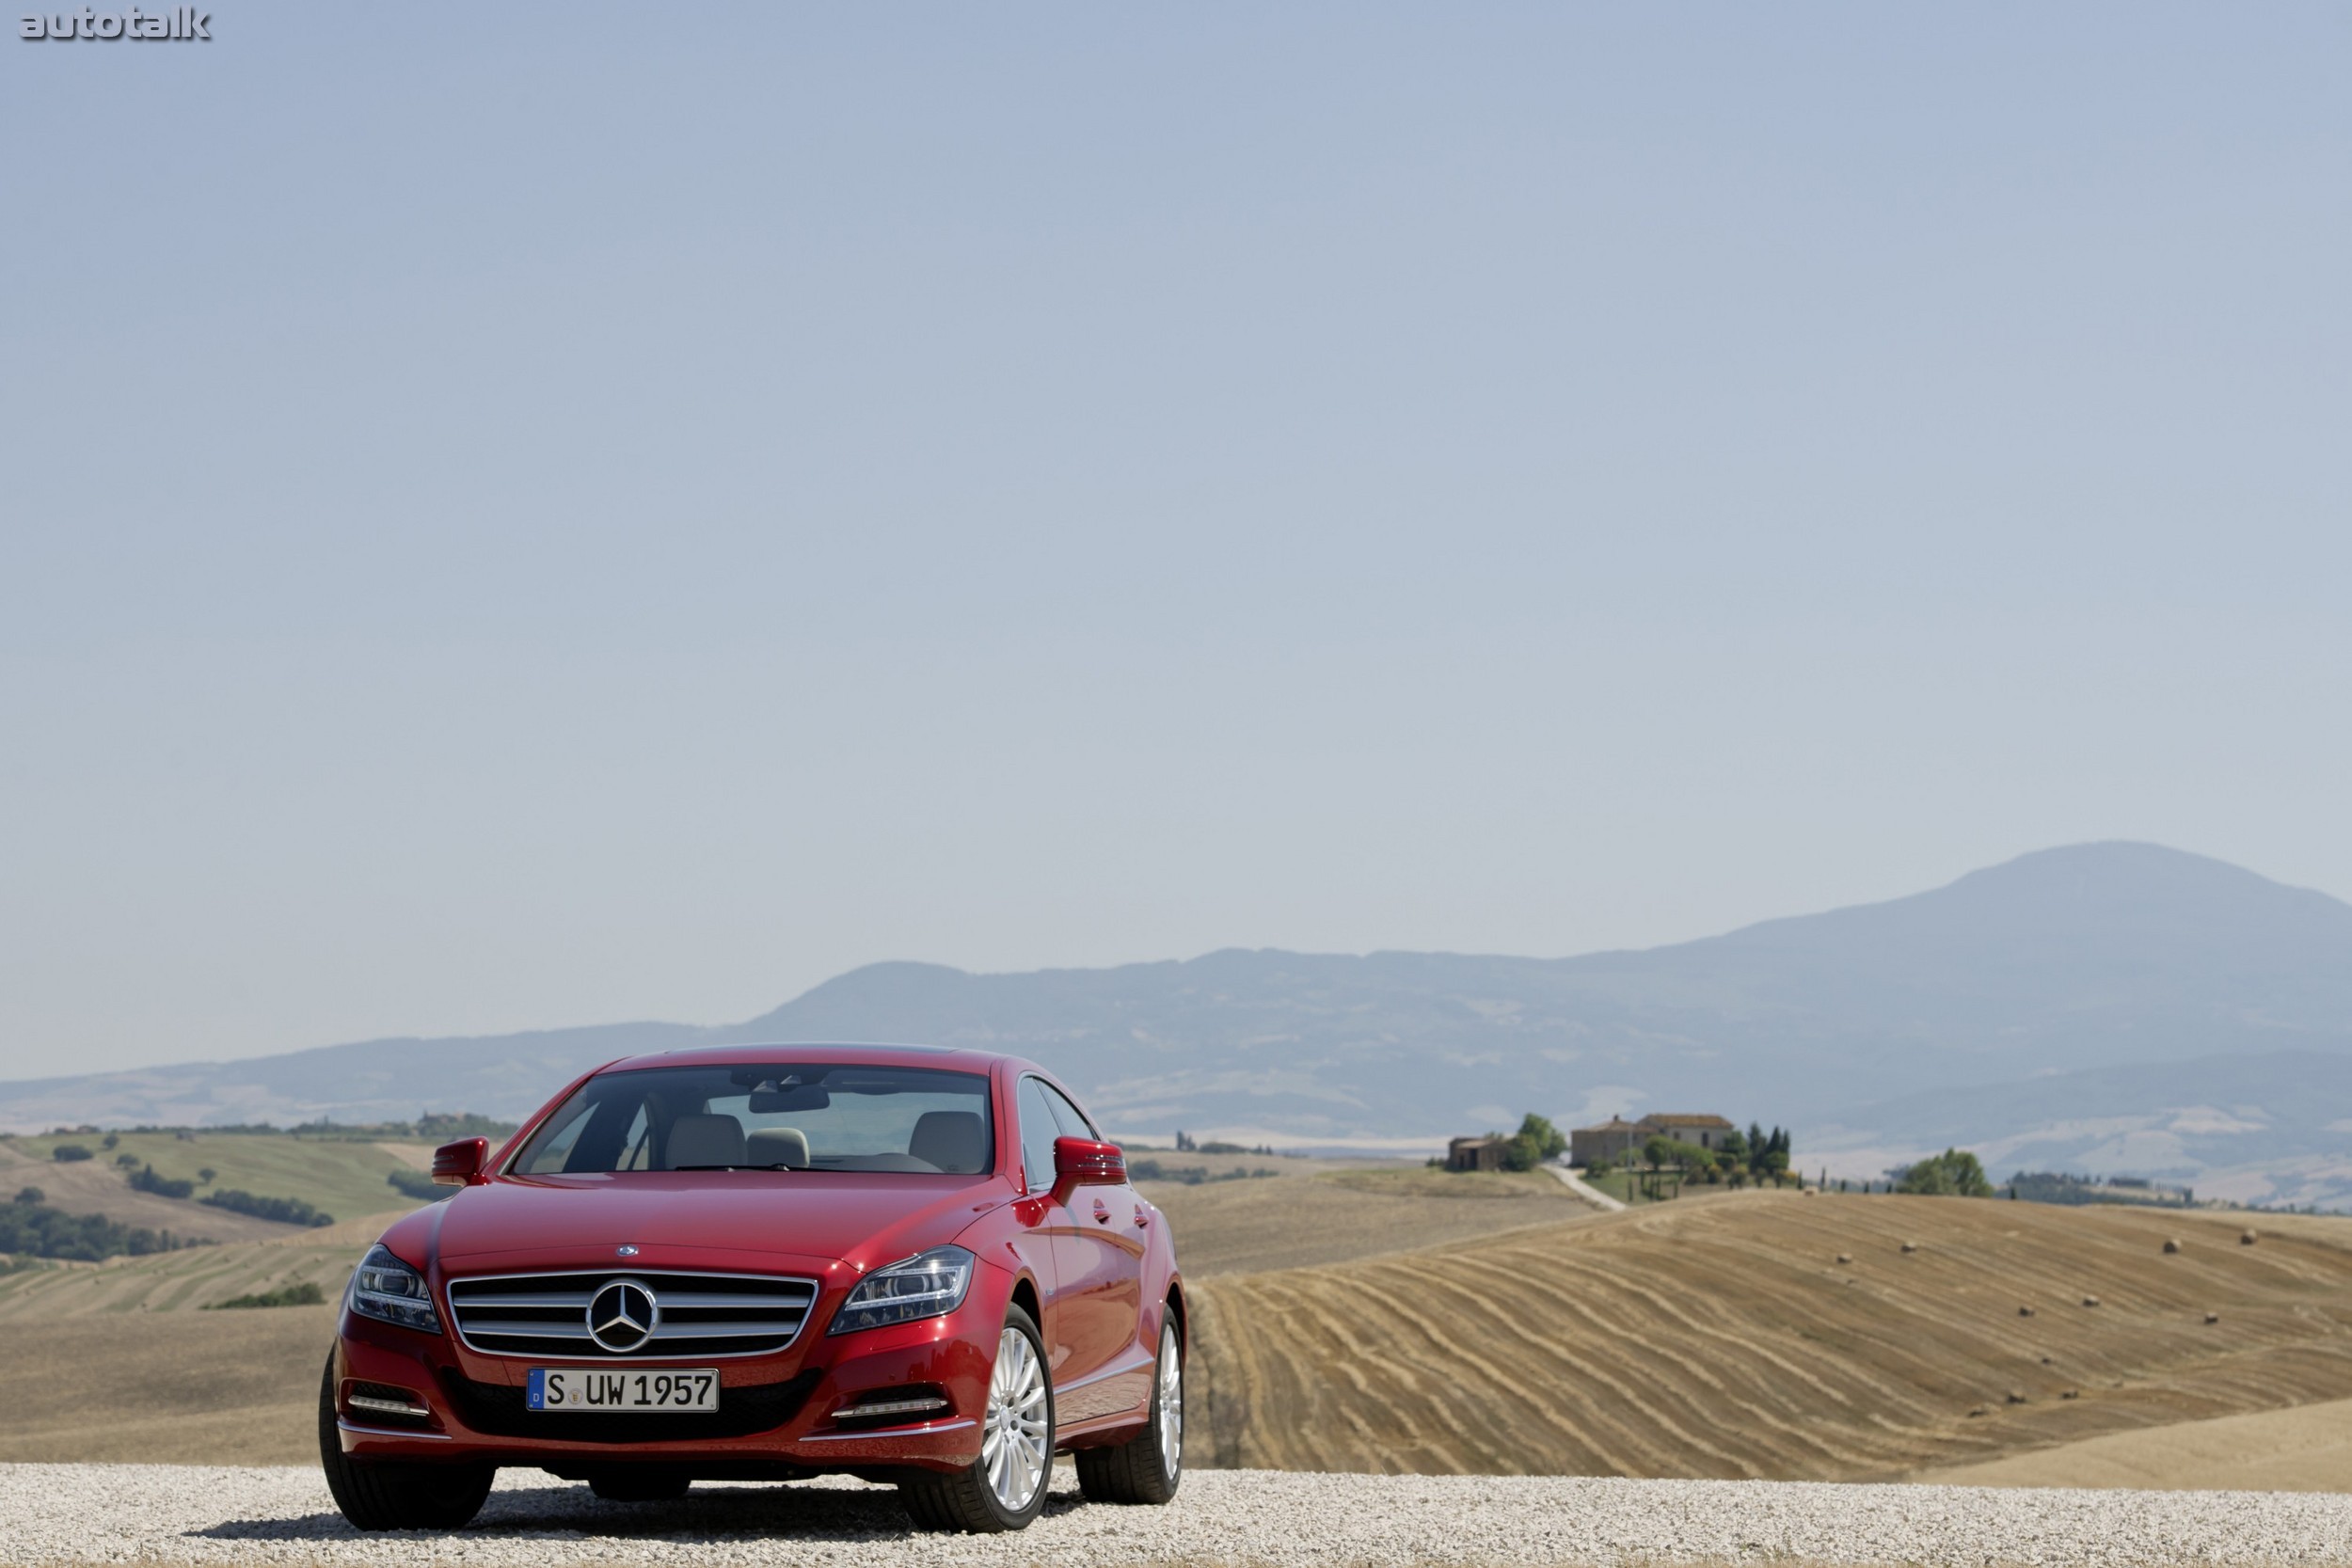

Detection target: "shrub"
[1895, 1148, 1996, 1197]
[1123, 1160, 1278, 1186]
[1501, 1114, 1568, 1172]
[1643, 1135, 1720, 1173]
[13, 1186, 43, 1206]
[205, 1280, 327, 1310]
[51, 1145, 92, 1163]
[200, 1189, 333, 1227]
[101, 1132, 119, 1150]
[128, 1164, 197, 1200]
[197, 1167, 216, 1184]
[115, 1152, 141, 1168]
[0, 1197, 211, 1261]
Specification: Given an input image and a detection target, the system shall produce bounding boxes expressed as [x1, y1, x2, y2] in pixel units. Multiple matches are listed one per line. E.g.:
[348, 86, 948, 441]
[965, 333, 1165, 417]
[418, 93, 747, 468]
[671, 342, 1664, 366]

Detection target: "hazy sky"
[3, 4, 2347, 1080]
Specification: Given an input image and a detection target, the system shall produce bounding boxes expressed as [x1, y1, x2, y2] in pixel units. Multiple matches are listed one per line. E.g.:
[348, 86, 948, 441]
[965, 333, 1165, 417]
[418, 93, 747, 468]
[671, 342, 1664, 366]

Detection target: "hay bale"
[2061, 1388, 2080, 1400]
[1899, 1241, 1919, 1254]
[2005, 1390, 2028, 1404]
[2205, 1311, 2220, 1324]
[2082, 1294, 2102, 1307]
[1836, 1253, 1853, 1265]
[1966, 1405, 1989, 1418]
[2018, 1305, 2036, 1317]
[2162, 1238, 2183, 1254]
[2242, 1229, 2259, 1245]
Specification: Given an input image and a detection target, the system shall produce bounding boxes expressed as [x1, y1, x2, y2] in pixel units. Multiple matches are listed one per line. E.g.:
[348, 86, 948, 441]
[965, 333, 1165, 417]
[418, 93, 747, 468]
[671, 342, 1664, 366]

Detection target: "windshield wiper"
[670, 1164, 796, 1171]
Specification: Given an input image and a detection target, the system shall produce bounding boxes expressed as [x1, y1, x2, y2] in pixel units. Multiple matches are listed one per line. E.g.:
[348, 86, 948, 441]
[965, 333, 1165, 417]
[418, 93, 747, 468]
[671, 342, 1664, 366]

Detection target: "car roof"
[595, 1040, 1034, 1078]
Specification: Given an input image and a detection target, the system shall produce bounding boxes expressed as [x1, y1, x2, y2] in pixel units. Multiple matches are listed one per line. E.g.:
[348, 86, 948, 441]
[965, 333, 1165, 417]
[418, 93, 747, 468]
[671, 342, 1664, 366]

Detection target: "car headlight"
[347, 1243, 442, 1334]
[828, 1245, 975, 1336]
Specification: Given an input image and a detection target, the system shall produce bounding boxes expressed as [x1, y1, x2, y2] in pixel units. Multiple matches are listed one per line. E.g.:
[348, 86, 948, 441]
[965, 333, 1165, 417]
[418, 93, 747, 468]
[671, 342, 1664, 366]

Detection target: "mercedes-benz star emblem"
[614, 1244, 640, 1258]
[586, 1279, 659, 1354]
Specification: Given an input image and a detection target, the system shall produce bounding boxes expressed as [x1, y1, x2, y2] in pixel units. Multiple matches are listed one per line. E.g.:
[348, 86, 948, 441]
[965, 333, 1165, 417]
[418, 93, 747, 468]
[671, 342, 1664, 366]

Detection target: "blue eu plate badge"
[526, 1368, 548, 1409]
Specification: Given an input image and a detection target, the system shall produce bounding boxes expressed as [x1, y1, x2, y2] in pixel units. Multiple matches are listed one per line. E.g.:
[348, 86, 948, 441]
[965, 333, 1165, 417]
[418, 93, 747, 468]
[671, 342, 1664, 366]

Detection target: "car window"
[1018, 1077, 1062, 1196]
[508, 1063, 993, 1176]
[516, 1099, 596, 1175]
[1041, 1082, 1099, 1142]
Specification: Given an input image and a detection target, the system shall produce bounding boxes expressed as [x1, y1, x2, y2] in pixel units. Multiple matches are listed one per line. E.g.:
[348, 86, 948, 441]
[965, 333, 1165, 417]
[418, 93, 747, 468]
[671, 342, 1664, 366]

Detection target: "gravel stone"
[8, 1463, 2352, 1568]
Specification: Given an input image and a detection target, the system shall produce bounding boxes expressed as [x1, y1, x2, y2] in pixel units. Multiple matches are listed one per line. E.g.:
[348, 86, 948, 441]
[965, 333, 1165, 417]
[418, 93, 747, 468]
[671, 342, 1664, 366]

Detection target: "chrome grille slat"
[447, 1269, 821, 1359]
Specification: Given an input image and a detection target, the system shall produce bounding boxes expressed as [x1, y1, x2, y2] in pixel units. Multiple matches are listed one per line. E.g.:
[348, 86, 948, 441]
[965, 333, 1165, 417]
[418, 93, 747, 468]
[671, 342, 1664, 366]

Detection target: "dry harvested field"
[0, 1309, 333, 1464]
[0, 1209, 409, 1463]
[1142, 1164, 1586, 1276]
[1191, 1190, 2352, 1481]
[1923, 1393, 2352, 1492]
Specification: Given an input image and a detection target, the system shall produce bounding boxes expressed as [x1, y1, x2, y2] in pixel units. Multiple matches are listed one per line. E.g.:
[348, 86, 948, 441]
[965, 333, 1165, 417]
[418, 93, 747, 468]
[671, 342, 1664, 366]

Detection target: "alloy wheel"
[982, 1325, 1051, 1511]
[1157, 1323, 1184, 1478]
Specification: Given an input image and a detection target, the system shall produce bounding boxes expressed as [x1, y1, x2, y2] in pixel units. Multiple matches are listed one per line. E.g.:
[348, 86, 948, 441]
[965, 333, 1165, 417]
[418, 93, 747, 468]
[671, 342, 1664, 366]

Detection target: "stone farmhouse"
[1445, 1134, 1508, 1172]
[1570, 1112, 1737, 1167]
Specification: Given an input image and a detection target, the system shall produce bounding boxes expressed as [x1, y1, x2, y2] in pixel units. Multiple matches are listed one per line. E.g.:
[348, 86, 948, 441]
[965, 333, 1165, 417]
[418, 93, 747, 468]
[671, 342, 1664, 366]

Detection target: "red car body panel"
[327, 1045, 1183, 1479]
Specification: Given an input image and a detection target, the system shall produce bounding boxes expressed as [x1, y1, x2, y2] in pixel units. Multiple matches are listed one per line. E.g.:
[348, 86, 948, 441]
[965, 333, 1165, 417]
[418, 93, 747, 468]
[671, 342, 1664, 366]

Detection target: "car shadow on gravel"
[194, 1479, 1090, 1544]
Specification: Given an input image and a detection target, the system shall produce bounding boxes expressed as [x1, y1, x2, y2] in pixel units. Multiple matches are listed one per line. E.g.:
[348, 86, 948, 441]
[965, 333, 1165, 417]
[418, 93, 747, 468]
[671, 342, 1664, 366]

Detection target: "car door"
[1036, 1079, 1149, 1422]
[1014, 1076, 1078, 1385]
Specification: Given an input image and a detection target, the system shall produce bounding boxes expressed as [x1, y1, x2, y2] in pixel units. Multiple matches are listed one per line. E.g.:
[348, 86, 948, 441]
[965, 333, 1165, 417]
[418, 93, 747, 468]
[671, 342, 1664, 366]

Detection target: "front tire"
[899, 1305, 1055, 1532]
[317, 1354, 494, 1530]
[1075, 1316, 1183, 1505]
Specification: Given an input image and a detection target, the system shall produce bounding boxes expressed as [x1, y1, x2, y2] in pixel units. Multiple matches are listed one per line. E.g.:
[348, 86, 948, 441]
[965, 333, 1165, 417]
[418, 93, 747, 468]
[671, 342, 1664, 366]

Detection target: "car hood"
[396, 1171, 1006, 1274]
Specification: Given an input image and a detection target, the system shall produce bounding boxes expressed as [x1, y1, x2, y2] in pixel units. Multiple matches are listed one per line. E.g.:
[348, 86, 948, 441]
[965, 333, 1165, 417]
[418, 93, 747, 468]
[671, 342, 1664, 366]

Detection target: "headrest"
[666, 1113, 746, 1169]
[745, 1126, 811, 1169]
[908, 1110, 987, 1174]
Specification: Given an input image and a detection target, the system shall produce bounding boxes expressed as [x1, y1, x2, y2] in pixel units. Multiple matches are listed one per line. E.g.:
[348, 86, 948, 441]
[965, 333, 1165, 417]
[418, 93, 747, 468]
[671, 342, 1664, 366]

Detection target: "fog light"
[346, 1381, 432, 1421]
[831, 1388, 952, 1421]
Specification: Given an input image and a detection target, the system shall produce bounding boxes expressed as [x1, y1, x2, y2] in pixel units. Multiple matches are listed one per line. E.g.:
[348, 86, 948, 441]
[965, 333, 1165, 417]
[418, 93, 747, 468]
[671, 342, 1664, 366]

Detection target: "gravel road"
[7, 1463, 2351, 1568]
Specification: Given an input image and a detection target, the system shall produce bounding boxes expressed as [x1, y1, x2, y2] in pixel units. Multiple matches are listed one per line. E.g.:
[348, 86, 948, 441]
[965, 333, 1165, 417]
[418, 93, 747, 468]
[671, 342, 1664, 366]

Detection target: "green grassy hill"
[6, 1130, 437, 1227]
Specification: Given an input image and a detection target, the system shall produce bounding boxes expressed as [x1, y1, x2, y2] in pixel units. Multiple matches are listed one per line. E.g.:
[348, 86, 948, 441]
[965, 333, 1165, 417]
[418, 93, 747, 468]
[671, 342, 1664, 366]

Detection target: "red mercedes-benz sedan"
[319, 1043, 1184, 1533]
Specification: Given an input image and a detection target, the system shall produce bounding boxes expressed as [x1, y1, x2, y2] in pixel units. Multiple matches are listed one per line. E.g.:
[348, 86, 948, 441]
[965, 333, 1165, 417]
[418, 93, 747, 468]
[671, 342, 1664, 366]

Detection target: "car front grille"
[445, 1269, 823, 1359]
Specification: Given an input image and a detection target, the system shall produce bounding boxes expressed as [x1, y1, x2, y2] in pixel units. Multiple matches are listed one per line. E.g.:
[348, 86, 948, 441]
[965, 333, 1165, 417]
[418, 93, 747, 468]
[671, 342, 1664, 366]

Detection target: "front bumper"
[331, 1270, 1002, 1475]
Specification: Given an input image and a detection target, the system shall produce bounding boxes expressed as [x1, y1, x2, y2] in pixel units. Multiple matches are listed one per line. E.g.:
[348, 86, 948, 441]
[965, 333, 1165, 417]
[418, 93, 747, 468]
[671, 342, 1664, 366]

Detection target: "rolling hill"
[1189, 1192, 2352, 1480]
[5, 841, 2350, 1202]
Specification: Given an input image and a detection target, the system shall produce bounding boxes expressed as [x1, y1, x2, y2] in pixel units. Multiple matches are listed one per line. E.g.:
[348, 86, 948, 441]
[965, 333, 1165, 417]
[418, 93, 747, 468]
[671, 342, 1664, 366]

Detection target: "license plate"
[527, 1367, 720, 1412]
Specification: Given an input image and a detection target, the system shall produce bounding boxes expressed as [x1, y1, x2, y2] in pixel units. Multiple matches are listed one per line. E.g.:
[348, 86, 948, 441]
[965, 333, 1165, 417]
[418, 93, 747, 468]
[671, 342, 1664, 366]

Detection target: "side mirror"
[1051, 1135, 1125, 1200]
[431, 1136, 488, 1187]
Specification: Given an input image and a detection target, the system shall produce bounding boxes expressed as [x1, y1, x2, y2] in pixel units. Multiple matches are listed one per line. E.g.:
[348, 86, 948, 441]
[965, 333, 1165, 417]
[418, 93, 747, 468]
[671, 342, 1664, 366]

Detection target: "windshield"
[509, 1063, 994, 1176]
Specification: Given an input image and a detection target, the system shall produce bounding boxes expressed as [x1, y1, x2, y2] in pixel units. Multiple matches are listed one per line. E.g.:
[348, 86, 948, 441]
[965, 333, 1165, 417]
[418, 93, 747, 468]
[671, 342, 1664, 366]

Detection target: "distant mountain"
[5, 842, 2348, 1205]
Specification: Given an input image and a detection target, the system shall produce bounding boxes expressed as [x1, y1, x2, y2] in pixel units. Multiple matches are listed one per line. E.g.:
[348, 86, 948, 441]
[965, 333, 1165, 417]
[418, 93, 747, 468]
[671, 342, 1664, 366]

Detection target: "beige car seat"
[745, 1127, 811, 1168]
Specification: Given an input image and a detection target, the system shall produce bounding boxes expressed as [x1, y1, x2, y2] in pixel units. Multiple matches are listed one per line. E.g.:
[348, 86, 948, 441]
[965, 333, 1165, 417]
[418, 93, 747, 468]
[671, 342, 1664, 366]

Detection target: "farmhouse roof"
[1575, 1117, 1647, 1133]
[1641, 1113, 1736, 1131]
